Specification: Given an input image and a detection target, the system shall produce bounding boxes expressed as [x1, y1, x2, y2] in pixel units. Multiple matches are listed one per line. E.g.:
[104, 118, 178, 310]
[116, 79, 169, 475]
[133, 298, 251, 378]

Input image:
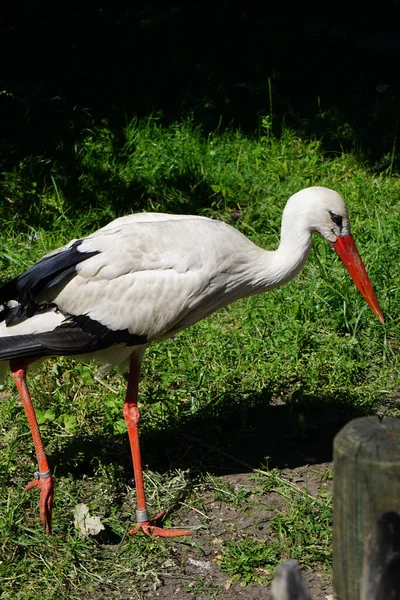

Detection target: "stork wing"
[0, 215, 259, 358]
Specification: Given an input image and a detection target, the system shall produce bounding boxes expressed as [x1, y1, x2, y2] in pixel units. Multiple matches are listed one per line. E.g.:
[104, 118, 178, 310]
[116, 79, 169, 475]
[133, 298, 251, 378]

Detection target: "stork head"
[285, 186, 350, 240]
[286, 187, 384, 324]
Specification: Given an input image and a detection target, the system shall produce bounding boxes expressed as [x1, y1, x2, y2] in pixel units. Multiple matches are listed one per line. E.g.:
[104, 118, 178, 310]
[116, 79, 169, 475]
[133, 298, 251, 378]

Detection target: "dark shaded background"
[1, 3, 400, 171]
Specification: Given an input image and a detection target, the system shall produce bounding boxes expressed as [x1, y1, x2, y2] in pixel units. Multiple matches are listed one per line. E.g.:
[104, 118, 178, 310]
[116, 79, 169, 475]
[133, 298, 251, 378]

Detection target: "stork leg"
[10, 359, 54, 533]
[123, 352, 193, 538]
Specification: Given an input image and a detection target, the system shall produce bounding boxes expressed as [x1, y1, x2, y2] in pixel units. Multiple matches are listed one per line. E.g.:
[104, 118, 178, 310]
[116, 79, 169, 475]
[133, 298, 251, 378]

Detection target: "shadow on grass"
[2, 156, 221, 231]
[48, 387, 371, 481]
[81, 166, 219, 217]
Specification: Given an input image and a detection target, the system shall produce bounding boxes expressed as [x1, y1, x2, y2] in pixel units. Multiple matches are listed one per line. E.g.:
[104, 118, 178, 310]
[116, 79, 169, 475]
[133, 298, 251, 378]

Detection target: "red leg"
[123, 352, 193, 538]
[10, 359, 54, 533]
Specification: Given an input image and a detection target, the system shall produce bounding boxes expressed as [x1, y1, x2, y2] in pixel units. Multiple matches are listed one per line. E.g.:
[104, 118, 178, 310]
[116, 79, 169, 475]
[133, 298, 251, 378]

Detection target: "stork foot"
[129, 511, 194, 538]
[24, 473, 54, 533]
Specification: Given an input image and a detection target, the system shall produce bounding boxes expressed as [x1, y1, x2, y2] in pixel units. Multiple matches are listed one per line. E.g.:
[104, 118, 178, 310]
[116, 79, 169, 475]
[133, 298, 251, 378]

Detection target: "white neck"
[250, 212, 313, 293]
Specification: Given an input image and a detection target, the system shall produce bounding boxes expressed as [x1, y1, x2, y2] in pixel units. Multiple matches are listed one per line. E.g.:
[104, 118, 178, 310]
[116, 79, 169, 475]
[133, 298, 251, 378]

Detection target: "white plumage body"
[52, 214, 269, 339]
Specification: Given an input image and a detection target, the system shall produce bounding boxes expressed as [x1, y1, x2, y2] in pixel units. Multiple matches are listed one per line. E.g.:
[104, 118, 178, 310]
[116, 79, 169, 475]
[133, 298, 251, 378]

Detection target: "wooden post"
[333, 416, 400, 599]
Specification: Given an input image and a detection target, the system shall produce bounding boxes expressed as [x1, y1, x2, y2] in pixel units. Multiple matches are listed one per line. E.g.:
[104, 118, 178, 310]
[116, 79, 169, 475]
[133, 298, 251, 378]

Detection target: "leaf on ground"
[74, 503, 105, 536]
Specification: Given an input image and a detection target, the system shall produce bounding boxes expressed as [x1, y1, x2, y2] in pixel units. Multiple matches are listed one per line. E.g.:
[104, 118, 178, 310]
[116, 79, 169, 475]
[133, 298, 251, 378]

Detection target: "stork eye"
[328, 210, 343, 228]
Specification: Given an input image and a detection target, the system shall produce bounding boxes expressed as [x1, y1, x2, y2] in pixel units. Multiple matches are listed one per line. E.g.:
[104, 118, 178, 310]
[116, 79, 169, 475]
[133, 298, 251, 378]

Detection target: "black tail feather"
[0, 328, 101, 361]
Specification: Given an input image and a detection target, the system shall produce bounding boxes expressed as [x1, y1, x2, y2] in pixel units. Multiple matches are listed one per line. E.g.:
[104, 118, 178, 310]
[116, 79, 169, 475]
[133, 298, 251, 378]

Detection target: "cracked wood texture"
[333, 416, 400, 599]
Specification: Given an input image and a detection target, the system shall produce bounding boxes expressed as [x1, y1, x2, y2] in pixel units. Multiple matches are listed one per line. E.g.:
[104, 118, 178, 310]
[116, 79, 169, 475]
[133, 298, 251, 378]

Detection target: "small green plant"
[185, 578, 222, 598]
[220, 537, 280, 585]
[219, 471, 332, 585]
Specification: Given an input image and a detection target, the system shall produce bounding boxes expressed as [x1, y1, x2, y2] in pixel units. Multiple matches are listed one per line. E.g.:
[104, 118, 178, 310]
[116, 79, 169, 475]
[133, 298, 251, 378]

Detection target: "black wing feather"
[0, 239, 99, 301]
[0, 240, 99, 326]
[0, 317, 148, 361]
[0, 328, 100, 360]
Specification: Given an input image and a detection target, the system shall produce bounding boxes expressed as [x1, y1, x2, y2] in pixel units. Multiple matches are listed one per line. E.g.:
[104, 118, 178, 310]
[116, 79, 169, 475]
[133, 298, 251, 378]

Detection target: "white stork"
[0, 187, 384, 537]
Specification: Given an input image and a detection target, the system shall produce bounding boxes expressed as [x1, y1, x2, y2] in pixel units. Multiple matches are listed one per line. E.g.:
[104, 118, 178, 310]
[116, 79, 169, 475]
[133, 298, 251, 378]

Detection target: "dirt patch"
[146, 463, 333, 600]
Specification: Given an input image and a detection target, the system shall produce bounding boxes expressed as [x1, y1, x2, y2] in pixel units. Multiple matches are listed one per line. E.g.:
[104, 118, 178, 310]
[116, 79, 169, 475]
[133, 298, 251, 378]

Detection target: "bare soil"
[146, 463, 333, 600]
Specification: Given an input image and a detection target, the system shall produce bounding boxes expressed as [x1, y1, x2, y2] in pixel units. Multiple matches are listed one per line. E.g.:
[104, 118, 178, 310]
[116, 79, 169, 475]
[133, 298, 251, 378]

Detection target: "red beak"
[330, 235, 384, 324]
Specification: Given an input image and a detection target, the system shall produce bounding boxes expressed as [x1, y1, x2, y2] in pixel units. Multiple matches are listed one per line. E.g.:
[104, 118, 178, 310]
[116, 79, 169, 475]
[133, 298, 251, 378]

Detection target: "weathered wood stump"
[333, 416, 400, 599]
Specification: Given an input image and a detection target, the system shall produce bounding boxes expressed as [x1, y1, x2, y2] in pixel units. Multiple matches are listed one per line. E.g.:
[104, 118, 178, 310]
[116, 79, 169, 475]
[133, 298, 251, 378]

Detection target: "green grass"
[219, 473, 332, 586]
[0, 116, 399, 597]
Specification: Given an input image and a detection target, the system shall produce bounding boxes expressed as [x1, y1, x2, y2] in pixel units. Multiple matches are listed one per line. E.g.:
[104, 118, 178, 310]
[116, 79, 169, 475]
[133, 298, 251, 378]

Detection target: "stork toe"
[129, 512, 193, 538]
[24, 475, 54, 533]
